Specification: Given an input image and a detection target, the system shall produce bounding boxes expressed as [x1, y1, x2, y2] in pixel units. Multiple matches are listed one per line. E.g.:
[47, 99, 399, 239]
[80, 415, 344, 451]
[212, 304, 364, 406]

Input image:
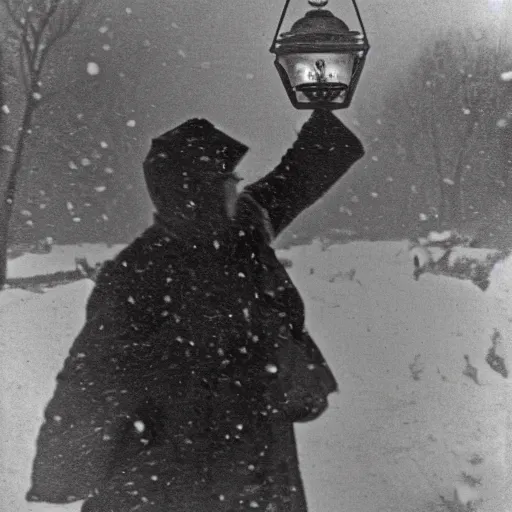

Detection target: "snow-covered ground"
[7, 244, 126, 279]
[2, 240, 512, 512]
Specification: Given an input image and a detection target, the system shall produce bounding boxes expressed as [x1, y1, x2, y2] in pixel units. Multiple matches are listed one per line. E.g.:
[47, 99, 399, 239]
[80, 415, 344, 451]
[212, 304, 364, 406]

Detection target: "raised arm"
[241, 110, 365, 237]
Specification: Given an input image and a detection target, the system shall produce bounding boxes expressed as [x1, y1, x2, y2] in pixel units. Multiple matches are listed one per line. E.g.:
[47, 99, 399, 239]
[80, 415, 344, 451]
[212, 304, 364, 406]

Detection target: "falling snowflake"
[81, 158, 91, 166]
[21, 210, 32, 217]
[102, 214, 109, 221]
[265, 364, 278, 374]
[68, 161, 78, 170]
[501, 71, 512, 81]
[32, 92, 42, 101]
[371, 156, 379, 162]
[443, 177, 455, 185]
[134, 420, 145, 433]
[102, 44, 111, 51]
[1, 105, 10, 114]
[370, 192, 379, 198]
[1, 145, 13, 152]
[66, 201, 74, 211]
[497, 118, 508, 128]
[98, 26, 109, 34]
[100, 141, 108, 148]
[125, 7, 132, 14]
[95, 186, 107, 192]
[178, 49, 186, 58]
[419, 213, 428, 221]
[73, 217, 81, 223]
[171, 22, 179, 29]
[126, 120, 136, 127]
[87, 62, 100, 76]
[462, 108, 471, 115]
[104, 167, 114, 174]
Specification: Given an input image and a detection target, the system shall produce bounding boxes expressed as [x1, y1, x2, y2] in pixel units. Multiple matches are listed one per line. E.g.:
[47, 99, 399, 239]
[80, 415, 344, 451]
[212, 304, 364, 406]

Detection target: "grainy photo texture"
[1, 1, 512, 512]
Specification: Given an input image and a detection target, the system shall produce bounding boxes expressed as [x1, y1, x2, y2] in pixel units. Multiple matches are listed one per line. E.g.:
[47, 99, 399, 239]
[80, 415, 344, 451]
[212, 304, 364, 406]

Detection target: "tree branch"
[18, 29, 30, 92]
[43, 0, 84, 54]
[1, 0, 26, 30]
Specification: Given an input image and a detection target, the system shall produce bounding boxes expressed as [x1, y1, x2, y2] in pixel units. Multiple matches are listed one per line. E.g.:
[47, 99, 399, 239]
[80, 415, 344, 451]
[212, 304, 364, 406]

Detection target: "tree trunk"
[499, 125, 512, 199]
[445, 185, 460, 225]
[450, 116, 477, 224]
[428, 87, 451, 228]
[0, 100, 36, 289]
[0, 47, 5, 288]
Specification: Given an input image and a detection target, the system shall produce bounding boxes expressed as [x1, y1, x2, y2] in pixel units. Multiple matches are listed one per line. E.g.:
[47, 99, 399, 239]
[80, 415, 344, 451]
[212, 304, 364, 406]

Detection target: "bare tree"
[0, 0, 91, 288]
[380, 28, 512, 231]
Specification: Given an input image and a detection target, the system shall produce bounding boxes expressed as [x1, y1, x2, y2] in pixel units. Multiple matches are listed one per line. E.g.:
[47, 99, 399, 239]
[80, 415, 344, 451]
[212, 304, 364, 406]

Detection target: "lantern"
[270, 0, 370, 109]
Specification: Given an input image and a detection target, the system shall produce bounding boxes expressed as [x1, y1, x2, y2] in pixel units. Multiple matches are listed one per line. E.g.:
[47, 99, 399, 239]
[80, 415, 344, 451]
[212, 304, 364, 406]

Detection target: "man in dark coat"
[26, 110, 364, 511]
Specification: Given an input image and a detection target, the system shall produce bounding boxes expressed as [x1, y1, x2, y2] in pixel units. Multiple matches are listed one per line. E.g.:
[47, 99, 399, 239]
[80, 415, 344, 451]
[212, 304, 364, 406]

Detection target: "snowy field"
[2, 240, 512, 512]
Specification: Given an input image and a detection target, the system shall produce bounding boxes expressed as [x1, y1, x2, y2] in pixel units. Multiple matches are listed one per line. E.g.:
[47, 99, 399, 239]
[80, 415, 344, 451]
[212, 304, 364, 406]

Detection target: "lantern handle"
[270, 0, 369, 51]
[270, 0, 292, 52]
[351, 0, 369, 42]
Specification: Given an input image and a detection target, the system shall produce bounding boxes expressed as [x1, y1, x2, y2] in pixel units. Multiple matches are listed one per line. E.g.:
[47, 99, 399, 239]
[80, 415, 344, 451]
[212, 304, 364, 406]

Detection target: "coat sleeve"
[26, 301, 157, 504]
[242, 110, 365, 237]
[283, 329, 339, 423]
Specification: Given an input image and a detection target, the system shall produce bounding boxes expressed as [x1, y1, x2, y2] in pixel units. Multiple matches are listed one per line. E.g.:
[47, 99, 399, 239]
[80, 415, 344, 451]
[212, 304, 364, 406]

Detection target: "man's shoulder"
[93, 226, 182, 292]
[87, 226, 184, 319]
[106, 226, 174, 265]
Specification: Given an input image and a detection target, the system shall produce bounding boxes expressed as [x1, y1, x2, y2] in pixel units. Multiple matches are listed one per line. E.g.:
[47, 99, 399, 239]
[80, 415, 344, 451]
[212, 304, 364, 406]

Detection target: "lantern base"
[295, 82, 347, 102]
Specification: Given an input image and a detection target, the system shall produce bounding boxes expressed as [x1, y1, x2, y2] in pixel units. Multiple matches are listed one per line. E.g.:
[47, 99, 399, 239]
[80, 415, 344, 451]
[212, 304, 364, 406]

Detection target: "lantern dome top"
[282, 9, 351, 39]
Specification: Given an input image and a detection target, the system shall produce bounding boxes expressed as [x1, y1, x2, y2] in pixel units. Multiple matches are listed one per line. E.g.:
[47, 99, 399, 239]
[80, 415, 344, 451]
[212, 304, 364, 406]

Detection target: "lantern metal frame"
[269, 0, 370, 109]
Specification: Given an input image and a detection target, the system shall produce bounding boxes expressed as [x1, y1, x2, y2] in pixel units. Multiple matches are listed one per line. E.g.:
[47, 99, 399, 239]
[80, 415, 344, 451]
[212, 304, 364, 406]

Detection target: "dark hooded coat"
[26, 110, 364, 512]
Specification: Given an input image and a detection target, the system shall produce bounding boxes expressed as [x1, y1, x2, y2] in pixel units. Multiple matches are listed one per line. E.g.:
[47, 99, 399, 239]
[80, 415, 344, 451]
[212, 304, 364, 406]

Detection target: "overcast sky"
[109, 0, 511, 188]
